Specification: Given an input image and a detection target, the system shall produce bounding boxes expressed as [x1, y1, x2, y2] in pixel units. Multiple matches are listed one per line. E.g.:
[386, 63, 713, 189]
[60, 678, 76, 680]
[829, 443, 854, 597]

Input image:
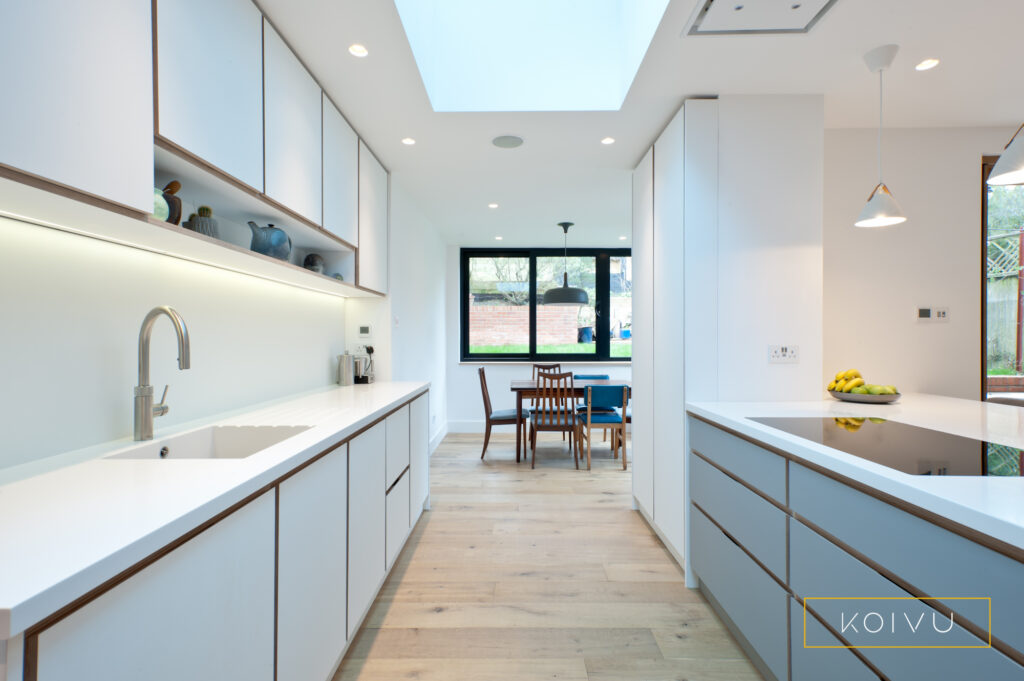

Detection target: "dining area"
[477, 365, 632, 470]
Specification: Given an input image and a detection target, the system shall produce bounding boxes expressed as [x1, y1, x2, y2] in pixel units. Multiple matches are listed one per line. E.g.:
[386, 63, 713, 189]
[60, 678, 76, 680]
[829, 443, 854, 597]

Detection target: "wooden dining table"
[510, 378, 632, 463]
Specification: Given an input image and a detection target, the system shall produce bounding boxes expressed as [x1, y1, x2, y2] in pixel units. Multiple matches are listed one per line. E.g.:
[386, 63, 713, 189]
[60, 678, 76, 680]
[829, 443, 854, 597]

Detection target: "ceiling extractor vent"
[684, 0, 840, 35]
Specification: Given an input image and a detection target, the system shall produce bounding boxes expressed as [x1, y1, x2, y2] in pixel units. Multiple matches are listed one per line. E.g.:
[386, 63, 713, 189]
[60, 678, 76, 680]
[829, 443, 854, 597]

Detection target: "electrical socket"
[916, 306, 950, 322]
[768, 345, 799, 364]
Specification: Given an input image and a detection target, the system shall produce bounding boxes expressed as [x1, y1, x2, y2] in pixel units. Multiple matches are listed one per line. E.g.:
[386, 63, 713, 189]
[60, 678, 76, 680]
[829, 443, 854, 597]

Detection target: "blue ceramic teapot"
[247, 221, 292, 261]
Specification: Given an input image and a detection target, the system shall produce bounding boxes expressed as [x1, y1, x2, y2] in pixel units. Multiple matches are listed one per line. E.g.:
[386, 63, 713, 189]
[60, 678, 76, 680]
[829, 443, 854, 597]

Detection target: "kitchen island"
[0, 382, 430, 681]
[686, 394, 1024, 681]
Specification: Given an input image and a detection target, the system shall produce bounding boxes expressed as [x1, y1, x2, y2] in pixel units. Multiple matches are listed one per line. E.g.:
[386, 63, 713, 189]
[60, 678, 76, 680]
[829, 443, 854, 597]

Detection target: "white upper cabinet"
[263, 19, 323, 225]
[156, 0, 264, 191]
[322, 97, 359, 247]
[0, 0, 153, 212]
[358, 141, 389, 293]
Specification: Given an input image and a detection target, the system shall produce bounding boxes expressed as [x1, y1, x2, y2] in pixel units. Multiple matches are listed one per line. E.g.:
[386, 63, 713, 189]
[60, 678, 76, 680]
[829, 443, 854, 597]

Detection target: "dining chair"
[578, 385, 629, 471]
[527, 370, 581, 469]
[574, 374, 614, 441]
[477, 367, 522, 459]
[533, 363, 564, 440]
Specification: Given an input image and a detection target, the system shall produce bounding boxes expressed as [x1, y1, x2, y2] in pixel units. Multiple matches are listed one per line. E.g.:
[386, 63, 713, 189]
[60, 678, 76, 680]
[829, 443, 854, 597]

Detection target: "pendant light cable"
[877, 68, 883, 184]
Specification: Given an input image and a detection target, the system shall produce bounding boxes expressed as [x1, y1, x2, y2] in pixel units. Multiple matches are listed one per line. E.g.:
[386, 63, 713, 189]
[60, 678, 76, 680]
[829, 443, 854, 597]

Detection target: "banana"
[842, 369, 862, 381]
[835, 378, 848, 392]
[842, 377, 865, 393]
[827, 380, 837, 391]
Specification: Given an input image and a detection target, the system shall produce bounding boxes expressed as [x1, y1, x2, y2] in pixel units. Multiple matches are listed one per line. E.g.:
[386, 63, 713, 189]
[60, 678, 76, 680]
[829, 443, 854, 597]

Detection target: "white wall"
[388, 176, 448, 447]
[0, 215, 346, 471]
[824, 127, 1012, 400]
[715, 95, 825, 401]
[444, 244, 632, 433]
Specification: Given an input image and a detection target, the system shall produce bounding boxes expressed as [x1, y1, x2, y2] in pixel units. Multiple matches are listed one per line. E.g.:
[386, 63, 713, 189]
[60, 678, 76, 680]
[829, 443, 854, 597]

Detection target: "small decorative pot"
[303, 253, 326, 274]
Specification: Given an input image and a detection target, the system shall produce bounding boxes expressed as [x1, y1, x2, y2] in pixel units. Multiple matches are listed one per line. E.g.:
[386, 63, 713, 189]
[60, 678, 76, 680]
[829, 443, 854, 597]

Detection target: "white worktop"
[0, 382, 428, 640]
[687, 393, 1024, 553]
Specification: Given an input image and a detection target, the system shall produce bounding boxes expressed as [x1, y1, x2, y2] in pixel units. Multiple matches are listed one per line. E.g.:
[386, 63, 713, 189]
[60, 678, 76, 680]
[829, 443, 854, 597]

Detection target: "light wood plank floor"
[334, 433, 762, 681]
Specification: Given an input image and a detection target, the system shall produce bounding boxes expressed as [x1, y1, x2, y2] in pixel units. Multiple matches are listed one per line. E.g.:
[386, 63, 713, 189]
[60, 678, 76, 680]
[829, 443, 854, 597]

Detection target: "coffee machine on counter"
[337, 345, 375, 385]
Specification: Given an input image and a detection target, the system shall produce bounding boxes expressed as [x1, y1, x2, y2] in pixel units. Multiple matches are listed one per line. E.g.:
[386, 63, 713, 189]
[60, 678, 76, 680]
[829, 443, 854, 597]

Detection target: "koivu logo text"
[839, 610, 955, 636]
[803, 597, 992, 649]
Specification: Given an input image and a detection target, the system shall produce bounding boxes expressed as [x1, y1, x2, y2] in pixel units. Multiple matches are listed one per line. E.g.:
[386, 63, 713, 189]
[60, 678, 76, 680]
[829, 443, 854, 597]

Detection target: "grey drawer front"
[790, 597, 880, 681]
[688, 417, 786, 503]
[790, 463, 1024, 654]
[691, 452, 787, 579]
[790, 518, 1024, 681]
[692, 506, 788, 681]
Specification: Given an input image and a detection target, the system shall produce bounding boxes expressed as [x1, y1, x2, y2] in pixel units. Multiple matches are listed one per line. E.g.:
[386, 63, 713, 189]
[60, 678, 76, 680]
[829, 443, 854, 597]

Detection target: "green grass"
[470, 342, 632, 358]
[987, 366, 1021, 376]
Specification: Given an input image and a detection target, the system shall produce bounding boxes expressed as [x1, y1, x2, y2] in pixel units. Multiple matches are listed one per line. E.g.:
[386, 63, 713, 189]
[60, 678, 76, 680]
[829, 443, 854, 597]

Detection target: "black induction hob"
[750, 417, 1023, 477]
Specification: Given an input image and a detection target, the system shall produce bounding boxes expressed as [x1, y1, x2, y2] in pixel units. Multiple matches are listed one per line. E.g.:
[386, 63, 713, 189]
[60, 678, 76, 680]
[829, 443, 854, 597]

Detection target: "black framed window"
[461, 248, 632, 362]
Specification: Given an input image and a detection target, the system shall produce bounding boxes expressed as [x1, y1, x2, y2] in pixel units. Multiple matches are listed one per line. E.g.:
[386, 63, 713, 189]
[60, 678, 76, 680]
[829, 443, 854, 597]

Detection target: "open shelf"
[0, 172, 376, 299]
[154, 140, 357, 284]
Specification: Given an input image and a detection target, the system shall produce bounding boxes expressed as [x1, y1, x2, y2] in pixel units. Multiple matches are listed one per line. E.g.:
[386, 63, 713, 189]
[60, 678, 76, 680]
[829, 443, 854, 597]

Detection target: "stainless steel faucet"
[134, 306, 191, 441]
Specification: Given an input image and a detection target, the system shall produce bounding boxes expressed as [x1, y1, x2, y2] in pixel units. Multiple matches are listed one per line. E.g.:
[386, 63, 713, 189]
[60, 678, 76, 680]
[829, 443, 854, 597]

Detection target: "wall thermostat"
[358, 324, 372, 338]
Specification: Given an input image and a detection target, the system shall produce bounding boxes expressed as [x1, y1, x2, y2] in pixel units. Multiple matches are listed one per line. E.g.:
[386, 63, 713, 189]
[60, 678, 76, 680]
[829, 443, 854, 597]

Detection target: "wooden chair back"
[534, 370, 575, 428]
[478, 367, 493, 419]
[532, 363, 561, 407]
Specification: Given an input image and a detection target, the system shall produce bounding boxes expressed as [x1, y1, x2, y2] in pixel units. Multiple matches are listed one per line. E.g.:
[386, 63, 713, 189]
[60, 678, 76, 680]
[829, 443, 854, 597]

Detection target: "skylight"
[395, 0, 670, 112]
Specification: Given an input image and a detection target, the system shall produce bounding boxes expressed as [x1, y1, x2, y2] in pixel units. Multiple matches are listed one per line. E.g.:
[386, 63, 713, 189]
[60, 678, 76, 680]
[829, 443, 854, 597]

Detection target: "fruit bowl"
[828, 390, 900, 404]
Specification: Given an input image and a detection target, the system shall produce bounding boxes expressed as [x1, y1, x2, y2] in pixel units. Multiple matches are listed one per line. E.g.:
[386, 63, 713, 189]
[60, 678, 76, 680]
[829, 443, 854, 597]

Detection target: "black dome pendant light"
[542, 222, 589, 306]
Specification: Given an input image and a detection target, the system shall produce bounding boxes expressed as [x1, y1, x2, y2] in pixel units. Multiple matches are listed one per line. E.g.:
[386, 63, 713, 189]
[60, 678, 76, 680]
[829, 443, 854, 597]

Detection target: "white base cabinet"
[386, 406, 410, 488]
[386, 474, 411, 569]
[347, 421, 387, 635]
[278, 445, 348, 681]
[35, 492, 275, 681]
[409, 394, 430, 525]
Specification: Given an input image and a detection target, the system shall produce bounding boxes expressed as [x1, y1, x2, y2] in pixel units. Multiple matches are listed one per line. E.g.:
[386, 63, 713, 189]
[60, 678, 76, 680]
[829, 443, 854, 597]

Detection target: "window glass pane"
[468, 256, 529, 354]
[610, 255, 632, 358]
[536, 255, 596, 355]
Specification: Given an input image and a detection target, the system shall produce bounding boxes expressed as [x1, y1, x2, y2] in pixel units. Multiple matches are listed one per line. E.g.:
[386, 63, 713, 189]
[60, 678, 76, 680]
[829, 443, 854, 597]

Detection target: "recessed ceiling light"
[619, 235, 627, 240]
[495, 236, 503, 240]
[915, 58, 940, 71]
[401, 137, 416, 145]
[734, 4, 744, 10]
[488, 203, 499, 209]
[348, 44, 368, 58]
[601, 137, 616, 145]
[492, 135, 524, 149]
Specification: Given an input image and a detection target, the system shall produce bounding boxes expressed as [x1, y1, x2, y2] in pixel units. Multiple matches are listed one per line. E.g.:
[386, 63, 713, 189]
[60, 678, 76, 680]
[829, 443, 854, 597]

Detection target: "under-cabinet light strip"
[0, 208, 352, 300]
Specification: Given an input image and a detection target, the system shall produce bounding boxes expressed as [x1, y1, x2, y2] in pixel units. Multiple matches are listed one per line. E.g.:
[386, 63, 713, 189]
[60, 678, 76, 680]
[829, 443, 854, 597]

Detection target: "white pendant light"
[988, 124, 1024, 186]
[855, 44, 907, 228]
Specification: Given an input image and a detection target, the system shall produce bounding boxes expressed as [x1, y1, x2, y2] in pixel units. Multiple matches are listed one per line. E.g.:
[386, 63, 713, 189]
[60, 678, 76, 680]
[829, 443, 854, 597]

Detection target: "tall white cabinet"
[409, 394, 430, 526]
[631, 148, 655, 517]
[322, 98, 360, 246]
[358, 142, 389, 293]
[263, 19, 323, 224]
[0, 0, 153, 212]
[156, 0, 264, 190]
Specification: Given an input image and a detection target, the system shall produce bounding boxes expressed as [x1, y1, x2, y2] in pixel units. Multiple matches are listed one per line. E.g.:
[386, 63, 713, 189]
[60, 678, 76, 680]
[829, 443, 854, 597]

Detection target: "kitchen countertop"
[687, 393, 1024, 553]
[0, 382, 428, 640]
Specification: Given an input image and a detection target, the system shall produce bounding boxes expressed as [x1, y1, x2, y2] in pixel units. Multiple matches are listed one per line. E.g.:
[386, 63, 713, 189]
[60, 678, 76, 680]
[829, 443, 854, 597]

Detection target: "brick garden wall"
[469, 302, 581, 346]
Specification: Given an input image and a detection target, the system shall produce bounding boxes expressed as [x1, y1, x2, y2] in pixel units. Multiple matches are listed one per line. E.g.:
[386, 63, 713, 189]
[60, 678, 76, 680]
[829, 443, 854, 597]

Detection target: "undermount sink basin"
[106, 425, 313, 461]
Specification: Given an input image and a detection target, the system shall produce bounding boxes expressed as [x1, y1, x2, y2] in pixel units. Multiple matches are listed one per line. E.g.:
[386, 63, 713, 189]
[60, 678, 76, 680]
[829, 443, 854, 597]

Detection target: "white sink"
[106, 425, 313, 460]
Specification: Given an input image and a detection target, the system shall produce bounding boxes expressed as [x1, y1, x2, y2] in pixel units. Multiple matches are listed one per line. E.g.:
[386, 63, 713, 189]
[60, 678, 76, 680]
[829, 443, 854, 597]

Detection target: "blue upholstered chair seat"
[585, 412, 625, 424]
[490, 408, 519, 421]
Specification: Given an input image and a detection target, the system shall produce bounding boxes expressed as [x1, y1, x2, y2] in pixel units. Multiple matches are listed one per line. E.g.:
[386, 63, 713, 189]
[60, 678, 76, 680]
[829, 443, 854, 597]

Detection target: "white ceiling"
[258, 0, 1024, 247]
